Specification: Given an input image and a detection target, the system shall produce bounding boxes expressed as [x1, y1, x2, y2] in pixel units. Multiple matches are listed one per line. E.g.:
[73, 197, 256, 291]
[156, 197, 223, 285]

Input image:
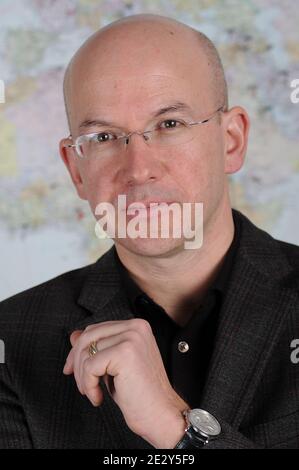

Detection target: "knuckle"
[130, 318, 152, 334]
[127, 329, 141, 343]
[76, 331, 88, 347]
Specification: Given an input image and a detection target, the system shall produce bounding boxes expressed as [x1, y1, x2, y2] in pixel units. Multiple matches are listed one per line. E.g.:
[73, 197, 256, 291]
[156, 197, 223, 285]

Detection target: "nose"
[124, 131, 150, 145]
[119, 132, 164, 187]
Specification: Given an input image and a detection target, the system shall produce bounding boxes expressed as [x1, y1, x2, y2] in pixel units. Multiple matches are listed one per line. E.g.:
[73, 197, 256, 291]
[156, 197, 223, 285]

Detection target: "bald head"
[63, 14, 228, 134]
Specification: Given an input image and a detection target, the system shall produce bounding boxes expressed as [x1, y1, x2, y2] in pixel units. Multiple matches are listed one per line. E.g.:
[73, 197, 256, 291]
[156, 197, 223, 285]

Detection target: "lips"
[125, 201, 175, 210]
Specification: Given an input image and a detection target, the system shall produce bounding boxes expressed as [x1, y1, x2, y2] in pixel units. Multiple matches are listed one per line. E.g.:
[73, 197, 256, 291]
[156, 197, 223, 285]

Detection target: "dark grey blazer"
[0, 209, 299, 449]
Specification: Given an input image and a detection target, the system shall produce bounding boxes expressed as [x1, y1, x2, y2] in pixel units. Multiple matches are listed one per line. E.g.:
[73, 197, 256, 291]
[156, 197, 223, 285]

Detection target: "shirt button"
[178, 341, 189, 353]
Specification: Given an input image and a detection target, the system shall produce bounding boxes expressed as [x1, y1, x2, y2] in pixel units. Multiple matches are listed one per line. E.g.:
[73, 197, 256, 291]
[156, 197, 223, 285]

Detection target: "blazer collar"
[70, 210, 297, 427]
[200, 210, 298, 426]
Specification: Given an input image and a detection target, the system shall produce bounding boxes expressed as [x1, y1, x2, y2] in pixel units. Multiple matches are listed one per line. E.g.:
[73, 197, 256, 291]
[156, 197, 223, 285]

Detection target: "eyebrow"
[78, 102, 193, 130]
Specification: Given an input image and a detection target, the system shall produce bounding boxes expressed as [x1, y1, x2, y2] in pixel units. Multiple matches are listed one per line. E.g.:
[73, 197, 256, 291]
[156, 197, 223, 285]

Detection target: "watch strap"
[174, 427, 207, 449]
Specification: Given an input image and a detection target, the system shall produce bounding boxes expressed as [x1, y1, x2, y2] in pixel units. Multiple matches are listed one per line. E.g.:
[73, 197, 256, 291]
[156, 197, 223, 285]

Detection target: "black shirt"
[114, 214, 241, 408]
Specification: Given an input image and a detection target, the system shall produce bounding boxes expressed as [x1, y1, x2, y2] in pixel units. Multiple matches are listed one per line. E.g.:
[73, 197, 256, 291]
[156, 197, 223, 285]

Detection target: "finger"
[81, 343, 125, 405]
[63, 347, 77, 374]
[71, 319, 148, 393]
[63, 360, 73, 375]
[103, 373, 115, 398]
[63, 330, 83, 375]
[74, 319, 139, 353]
[84, 321, 124, 332]
[81, 356, 104, 406]
[71, 320, 138, 386]
[78, 332, 130, 396]
[63, 349, 73, 374]
[70, 330, 83, 347]
[64, 324, 129, 378]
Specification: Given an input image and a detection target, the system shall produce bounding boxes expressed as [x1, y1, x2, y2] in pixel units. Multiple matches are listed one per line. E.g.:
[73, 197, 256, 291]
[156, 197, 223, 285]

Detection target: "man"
[0, 14, 298, 449]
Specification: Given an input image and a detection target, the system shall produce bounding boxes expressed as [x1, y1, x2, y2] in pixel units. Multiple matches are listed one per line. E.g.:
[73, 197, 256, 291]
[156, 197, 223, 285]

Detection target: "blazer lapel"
[67, 246, 154, 448]
[68, 245, 135, 334]
[200, 211, 298, 427]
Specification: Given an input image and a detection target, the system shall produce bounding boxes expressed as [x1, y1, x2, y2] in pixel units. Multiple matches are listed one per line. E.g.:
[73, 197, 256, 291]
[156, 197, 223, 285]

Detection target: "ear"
[59, 138, 87, 200]
[222, 106, 250, 174]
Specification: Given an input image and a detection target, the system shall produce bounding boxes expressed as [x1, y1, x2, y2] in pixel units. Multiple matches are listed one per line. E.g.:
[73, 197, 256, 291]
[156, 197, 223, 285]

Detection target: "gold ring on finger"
[88, 340, 99, 357]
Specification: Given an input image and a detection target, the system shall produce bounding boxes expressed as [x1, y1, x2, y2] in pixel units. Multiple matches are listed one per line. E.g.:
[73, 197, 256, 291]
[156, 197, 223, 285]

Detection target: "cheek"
[79, 163, 114, 212]
[172, 135, 225, 202]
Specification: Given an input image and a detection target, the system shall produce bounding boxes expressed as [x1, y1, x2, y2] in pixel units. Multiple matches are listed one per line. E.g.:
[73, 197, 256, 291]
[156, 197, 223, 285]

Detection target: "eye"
[92, 132, 117, 143]
[159, 119, 185, 130]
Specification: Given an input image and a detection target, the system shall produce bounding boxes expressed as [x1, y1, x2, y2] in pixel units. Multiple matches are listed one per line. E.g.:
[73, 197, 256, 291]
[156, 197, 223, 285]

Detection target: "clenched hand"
[63, 318, 188, 448]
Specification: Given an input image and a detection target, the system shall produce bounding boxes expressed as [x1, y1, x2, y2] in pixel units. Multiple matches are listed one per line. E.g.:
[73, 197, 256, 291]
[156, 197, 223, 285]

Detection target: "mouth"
[124, 202, 177, 221]
[121, 202, 176, 221]
[125, 201, 175, 211]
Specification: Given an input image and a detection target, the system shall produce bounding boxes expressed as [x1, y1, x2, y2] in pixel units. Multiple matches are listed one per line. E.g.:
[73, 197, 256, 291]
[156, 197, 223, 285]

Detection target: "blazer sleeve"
[204, 421, 263, 449]
[0, 363, 33, 449]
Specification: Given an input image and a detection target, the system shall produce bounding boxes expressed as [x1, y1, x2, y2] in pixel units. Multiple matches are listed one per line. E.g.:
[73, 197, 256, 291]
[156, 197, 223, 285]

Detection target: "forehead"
[70, 72, 211, 127]
[82, 73, 198, 103]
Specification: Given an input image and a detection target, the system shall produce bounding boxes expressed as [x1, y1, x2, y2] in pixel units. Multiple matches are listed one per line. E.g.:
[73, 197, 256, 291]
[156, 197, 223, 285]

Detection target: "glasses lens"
[77, 133, 122, 158]
[151, 123, 195, 147]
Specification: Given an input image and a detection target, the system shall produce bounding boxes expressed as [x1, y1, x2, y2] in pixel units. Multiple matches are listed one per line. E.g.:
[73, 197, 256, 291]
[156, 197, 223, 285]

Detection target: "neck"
[115, 204, 234, 327]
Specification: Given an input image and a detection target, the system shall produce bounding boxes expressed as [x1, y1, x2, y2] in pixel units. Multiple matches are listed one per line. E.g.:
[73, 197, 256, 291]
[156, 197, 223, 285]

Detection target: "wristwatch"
[174, 408, 221, 449]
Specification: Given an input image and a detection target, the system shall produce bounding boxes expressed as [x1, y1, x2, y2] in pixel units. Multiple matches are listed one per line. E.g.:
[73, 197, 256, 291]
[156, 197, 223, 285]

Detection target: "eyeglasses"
[64, 105, 225, 159]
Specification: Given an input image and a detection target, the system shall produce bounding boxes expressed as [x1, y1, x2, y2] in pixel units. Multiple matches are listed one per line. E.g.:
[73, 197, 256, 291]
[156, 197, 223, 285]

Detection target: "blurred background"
[0, 0, 298, 301]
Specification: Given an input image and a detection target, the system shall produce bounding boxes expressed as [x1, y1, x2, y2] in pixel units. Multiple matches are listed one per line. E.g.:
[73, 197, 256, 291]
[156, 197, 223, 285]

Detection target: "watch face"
[189, 409, 221, 437]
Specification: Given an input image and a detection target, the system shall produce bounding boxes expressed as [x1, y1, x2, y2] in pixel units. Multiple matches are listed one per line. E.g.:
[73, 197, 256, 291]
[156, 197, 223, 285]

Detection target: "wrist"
[142, 402, 189, 449]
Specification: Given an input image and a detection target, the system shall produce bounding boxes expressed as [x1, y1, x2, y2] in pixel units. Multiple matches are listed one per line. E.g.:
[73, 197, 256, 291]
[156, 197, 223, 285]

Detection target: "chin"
[115, 236, 186, 258]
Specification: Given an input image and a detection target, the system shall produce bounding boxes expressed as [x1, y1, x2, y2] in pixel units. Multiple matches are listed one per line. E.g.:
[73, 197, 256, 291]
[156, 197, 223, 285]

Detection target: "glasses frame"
[64, 105, 225, 159]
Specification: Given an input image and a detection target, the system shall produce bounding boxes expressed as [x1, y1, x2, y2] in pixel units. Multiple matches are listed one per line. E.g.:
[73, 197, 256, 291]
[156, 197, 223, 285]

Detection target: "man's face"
[62, 31, 228, 256]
